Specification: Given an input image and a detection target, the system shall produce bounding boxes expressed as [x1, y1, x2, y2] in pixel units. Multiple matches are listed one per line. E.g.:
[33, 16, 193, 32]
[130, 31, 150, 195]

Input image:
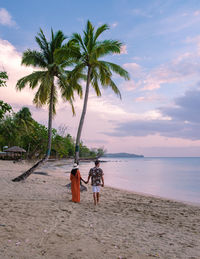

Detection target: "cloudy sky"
[1, 0, 200, 156]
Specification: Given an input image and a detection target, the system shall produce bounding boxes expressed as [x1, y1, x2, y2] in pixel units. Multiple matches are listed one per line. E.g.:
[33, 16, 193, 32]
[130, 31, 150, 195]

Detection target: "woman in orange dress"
[70, 163, 85, 203]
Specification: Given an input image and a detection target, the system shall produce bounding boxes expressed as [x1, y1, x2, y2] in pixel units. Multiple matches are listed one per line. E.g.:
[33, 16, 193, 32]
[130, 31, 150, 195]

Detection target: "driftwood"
[12, 157, 47, 182]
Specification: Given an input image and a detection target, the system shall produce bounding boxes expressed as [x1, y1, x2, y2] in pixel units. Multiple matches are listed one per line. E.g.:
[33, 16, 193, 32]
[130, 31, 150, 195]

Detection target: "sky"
[1, 0, 200, 156]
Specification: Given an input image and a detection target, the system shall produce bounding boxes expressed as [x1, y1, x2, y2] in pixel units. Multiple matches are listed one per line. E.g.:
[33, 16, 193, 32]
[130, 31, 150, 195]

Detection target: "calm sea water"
[60, 157, 200, 204]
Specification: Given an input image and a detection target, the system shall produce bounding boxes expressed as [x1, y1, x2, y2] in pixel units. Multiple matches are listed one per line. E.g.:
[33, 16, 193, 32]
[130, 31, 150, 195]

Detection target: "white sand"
[0, 160, 200, 259]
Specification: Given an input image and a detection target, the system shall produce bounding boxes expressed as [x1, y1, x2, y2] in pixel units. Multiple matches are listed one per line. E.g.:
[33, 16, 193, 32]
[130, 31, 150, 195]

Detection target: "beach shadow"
[33, 171, 49, 176]
[65, 183, 87, 192]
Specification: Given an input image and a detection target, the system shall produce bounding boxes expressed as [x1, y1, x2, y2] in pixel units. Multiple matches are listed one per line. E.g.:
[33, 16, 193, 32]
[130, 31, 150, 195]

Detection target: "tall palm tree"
[69, 20, 130, 163]
[12, 29, 81, 182]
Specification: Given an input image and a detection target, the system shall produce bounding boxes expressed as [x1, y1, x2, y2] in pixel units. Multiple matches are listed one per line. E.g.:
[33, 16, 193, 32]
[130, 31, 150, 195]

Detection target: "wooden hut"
[4, 146, 26, 160]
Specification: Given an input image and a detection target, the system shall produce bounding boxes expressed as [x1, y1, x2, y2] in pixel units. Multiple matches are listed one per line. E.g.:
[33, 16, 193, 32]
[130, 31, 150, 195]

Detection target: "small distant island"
[103, 152, 144, 158]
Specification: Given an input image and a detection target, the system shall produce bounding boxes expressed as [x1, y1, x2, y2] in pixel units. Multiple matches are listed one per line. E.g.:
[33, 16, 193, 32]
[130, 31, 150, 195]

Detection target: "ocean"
[58, 157, 200, 204]
[101, 157, 200, 204]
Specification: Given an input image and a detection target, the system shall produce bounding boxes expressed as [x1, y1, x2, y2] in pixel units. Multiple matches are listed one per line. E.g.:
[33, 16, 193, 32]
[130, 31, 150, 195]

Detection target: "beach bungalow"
[4, 146, 26, 160]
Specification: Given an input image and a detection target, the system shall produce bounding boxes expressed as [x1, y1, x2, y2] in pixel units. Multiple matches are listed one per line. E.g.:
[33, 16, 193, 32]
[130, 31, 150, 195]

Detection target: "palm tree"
[69, 20, 130, 163]
[14, 107, 34, 133]
[0, 71, 8, 87]
[12, 29, 81, 182]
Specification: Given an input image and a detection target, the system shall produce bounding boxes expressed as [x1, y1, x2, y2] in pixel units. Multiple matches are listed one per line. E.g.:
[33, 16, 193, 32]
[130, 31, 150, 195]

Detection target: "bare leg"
[97, 192, 100, 204]
[93, 193, 97, 205]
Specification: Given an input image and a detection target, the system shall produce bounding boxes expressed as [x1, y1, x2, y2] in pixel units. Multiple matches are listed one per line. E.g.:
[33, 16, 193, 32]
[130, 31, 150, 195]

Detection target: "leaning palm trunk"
[75, 67, 91, 163]
[12, 84, 55, 182]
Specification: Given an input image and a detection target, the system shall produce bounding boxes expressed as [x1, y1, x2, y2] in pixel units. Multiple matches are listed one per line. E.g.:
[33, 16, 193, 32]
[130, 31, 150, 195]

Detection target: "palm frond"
[94, 23, 109, 42]
[33, 88, 45, 107]
[57, 74, 74, 99]
[100, 61, 130, 80]
[21, 50, 47, 68]
[69, 99, 75, 116]
[98, 64, 112, 86]
[83, 20, 94, 53]
[35, 29, 50, 63]
[91, 61, 122, 99]
[50, 29, 67, 60]
[71, 33, 87, 53]
[54, 41, 81, 65]
[54, 30, 67, 48]
[57, 76, 78, 115]
[16, 71, 47, 90]
[108, 79, 122, 99]
[91, 69, 101, 97]
[33, 73, 52, 107]
[58, 71, 83, 99]
[93, 40, 122, 59]
[68, 62, 86, 79]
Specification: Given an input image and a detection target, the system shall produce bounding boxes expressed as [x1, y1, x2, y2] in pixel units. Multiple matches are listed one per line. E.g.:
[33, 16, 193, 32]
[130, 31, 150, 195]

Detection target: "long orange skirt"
[70, 170, 81, 202]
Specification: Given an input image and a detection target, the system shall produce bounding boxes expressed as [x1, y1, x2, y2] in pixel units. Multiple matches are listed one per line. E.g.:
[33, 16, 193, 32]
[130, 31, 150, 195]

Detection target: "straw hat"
[73, 163, 79, 169]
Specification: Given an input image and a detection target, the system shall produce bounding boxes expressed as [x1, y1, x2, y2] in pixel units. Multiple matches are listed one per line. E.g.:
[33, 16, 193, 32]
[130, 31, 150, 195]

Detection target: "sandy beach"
[0, 160, 200, 259]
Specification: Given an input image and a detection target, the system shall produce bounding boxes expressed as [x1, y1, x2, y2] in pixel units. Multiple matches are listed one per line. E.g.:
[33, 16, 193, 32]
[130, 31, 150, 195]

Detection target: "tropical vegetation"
[0, 71, 12, 119]
[0, 71, 8, 87]
[0, 106, 103, 159]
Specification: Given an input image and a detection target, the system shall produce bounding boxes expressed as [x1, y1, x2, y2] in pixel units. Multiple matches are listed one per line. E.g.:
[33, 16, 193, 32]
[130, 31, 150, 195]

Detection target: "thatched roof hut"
[5, 146, 26, 153]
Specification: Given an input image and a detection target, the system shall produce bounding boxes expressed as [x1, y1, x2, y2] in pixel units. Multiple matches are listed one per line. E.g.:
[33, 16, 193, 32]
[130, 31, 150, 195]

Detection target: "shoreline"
[46, 158, 200, 207]
[4, 158, 200, 207]
[0, 160, 200, 258]
[105, 184, 200, 208]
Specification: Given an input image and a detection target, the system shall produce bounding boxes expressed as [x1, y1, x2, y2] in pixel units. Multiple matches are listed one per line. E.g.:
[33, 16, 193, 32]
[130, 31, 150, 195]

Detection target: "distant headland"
[103, 152, 144, 158]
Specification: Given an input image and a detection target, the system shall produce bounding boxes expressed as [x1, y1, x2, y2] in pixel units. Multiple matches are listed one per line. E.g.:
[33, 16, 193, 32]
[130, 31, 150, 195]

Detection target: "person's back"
[86, 160, 104, 205]
[89, 166, 103, 186]
[70, 163, 86, 203]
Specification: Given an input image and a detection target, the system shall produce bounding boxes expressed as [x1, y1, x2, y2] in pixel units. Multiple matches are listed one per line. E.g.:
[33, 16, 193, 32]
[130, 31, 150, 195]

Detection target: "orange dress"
[70, 170, 81, 202]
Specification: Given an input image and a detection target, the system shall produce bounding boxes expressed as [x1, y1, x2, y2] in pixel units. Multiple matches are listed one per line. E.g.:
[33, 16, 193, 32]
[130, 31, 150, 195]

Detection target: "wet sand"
[0, 160, 200, 259]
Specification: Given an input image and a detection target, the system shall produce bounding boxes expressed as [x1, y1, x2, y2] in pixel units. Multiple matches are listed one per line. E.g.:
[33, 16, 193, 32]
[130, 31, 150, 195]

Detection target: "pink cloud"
[194, 10, 200, 16]
[121, 80, 138, 91]
[141, 50, 200, 90]
[122, 41, 200, 91]
[135, 93, 164, 102]
[0, 39, 34, 105]
[123, 62, 143, 77]
[111, 22, 118, 28]
[120, 45, 127, 54]
[0, 8, 16, 26]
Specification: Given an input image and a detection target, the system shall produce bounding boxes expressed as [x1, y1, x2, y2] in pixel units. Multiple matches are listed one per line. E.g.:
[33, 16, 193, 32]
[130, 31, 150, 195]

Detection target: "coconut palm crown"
[68, 20, 130, 163]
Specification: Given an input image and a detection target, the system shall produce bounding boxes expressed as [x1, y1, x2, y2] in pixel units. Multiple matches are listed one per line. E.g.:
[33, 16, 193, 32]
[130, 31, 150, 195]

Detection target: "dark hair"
[95, 160, 100, 166]
[71, 168, 78, 176]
